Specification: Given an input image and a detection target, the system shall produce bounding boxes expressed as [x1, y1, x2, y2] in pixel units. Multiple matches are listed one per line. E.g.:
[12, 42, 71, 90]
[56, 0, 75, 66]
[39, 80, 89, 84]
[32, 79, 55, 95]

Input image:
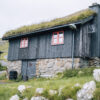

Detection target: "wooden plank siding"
[7, 20, 100, 61]
[8, 39, 20, 60]
[89, 4, 100, 57]
[81, 23, 91, 57]
[8, 27, 80, 60]
[90, 16, 100, 57]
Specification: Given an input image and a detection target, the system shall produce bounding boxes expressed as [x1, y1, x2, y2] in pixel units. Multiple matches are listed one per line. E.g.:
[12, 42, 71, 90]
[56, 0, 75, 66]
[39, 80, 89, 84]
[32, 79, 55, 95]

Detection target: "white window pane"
[22, 40, 24, 45]
[59, 38, 63, 44]
[20, 40, 24, 48]
[54, 39, 57, 44]
[25, 40, 27, 44]
[54, 34, 57, 38]
[21, 44, 24, 48]
[59, 33, 63, 37]
[25, 42, 28, 47]
[20, 38, 28, 48]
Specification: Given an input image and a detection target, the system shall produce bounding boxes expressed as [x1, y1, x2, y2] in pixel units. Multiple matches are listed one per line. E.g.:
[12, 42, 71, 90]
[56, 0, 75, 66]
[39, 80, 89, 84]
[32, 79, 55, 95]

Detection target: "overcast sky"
[0, 0, 100, 38]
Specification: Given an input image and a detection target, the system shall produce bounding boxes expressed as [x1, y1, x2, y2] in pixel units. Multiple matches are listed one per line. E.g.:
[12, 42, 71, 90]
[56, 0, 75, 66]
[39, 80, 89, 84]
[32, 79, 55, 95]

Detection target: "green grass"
[0, 76, 93, 100]
[0, 73, 7, 80]
[3, 9, 96, 38]
[0, 64, 7, 71]
[62, 67, 97, 78]
[0, 67, 100, 100]
[0, 39, 8, 61]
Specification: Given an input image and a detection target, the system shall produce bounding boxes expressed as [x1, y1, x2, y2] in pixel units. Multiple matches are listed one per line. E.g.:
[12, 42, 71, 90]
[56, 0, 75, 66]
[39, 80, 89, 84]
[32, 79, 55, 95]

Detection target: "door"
[22, 60, 36, 79]
[27, 60, 36, 79]
[22, 61, 28, 80]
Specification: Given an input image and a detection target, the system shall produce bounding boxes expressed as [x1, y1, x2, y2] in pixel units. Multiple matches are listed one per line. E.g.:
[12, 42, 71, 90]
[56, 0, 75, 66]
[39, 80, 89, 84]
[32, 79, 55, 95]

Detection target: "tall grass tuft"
[63, 67, 97, 78]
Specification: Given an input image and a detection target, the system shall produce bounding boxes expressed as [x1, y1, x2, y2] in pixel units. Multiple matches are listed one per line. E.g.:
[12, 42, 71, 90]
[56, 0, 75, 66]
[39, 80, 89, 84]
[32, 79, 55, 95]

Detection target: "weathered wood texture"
[8, 17, 100, 61]
[8, 39, 20, 60]
[89, 5, 100, 57]
[80, 23, 91, 57]
[8, 27, 81, 60]
[21, 60, 36, 79]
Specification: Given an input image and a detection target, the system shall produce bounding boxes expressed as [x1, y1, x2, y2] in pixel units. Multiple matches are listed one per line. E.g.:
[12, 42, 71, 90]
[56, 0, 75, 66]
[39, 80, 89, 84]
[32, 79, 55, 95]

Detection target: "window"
[20, 38, 28, 48]
[88, 24, 95, 34]
[52, 31, 64, 45]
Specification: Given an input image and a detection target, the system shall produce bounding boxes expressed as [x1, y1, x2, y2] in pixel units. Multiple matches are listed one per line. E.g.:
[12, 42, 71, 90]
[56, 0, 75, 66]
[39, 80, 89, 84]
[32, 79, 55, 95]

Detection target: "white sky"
[0, 0, 100, 38]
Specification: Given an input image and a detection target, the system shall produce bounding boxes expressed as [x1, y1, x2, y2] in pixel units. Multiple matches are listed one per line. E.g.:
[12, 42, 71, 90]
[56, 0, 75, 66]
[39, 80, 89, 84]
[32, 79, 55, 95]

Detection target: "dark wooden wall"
[79, 23, 91, 57]
[8, 18, 100, 61]
[8, 27, 81, 61]
[89, 5, 100, 57]
[8, 39, 20, 60]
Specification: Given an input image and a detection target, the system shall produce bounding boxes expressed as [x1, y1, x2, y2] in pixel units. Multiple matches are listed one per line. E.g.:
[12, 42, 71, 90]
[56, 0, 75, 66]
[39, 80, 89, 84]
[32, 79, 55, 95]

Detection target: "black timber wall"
[8, 27, 81, 61]
[89, 5, 100, 57]
[8, 39, 20, 60]
[8, 19, 100, 61]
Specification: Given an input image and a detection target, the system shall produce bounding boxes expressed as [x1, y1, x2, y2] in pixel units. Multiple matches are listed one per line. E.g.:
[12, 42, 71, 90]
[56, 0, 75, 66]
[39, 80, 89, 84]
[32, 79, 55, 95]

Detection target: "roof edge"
[2, 15, 94, 40]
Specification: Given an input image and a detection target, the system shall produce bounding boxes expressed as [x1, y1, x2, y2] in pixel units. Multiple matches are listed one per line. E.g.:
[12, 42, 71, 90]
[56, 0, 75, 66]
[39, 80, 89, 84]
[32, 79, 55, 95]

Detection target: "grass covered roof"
[3, 9, 96, 38]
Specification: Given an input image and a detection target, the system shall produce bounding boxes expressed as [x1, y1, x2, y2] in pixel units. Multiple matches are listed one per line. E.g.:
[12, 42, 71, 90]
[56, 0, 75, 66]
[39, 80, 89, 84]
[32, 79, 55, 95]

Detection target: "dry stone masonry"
[89, 57, 100, 67]
[36, 58, 100, 77]
[7, 61, 21, 75]
[5, 57, 100, 78]
[36, 58, 83, 77]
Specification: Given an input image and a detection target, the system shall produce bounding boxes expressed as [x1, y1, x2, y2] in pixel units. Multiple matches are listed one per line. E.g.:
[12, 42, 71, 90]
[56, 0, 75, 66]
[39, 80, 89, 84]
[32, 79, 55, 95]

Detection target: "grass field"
[0, 68, 100, 100]
[0, 76, 93, 100]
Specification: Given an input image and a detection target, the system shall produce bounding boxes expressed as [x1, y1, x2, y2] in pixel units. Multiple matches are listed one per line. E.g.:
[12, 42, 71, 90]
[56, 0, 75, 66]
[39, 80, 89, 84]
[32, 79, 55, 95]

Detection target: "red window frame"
[20, 38, 28, 48]
[51, 31, 64, 45]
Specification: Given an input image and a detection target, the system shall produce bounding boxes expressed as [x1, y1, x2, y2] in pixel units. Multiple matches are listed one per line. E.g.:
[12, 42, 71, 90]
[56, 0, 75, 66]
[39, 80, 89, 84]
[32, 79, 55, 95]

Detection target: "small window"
[52, 31, 64, 45]
[20, 38, 28, 48]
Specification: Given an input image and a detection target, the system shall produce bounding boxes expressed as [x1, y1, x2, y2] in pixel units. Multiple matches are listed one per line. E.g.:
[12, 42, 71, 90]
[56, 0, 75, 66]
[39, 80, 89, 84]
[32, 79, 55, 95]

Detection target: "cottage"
[2, 3, 100, 79]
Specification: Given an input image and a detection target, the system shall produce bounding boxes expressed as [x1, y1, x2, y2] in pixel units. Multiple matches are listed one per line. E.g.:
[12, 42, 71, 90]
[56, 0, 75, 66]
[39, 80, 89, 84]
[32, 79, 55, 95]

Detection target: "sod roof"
[3, 8, 96, 38]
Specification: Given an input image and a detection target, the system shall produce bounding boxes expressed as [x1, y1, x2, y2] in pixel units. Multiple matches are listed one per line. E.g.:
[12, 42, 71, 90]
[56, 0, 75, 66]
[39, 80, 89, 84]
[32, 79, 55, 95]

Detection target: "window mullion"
[57, 32, 59, 44]
[20, 39, 22, 48]
[24, 38, 25, 48]
[53, 33, 54, 44]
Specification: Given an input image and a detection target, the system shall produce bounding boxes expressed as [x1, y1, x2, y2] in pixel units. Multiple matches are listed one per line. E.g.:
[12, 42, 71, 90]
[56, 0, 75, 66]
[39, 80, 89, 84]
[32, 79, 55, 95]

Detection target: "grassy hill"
[0, 38, 9, 61]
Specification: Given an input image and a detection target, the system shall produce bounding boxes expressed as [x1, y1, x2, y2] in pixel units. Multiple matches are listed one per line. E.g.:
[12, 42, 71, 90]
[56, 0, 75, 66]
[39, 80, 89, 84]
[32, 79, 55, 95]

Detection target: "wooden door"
[27, 60, 36, 79]
[21, 61, 28, 79]
[22, 60, 36, 79]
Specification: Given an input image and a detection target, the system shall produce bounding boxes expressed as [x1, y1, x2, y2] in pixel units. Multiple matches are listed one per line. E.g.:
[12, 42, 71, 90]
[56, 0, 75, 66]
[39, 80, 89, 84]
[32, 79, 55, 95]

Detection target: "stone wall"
[6, 57, 100, 78]
[36, 58, 85, 77]
[7, 61, 21, 75]
[89, 57, 100, 67]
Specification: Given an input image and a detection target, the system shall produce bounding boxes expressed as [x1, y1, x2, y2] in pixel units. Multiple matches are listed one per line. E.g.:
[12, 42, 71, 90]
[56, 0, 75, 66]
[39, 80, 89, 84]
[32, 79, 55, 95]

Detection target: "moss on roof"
[3, 9, 96, 38]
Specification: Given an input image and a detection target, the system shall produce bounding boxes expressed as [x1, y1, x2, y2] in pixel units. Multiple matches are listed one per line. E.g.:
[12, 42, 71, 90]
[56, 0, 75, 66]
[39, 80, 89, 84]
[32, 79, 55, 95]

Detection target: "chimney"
[89, 3, 100, 13]
[89, 3, 100, 57]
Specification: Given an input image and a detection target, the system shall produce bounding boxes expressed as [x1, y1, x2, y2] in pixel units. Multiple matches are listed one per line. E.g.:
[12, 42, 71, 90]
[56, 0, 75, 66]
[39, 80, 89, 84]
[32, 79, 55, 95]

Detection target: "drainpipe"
[72, 31, 75, 69]
[69, 24, 77, 69]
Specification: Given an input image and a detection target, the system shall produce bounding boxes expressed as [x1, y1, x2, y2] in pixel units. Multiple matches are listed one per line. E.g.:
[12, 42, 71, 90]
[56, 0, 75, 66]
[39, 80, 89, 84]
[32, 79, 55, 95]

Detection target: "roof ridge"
[3, 8, 96, 39]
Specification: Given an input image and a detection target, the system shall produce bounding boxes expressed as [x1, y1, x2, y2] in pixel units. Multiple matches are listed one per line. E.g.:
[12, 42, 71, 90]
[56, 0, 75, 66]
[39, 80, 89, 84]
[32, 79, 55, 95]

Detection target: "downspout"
[69, 24, 77, 69]
[72, 31, 75, 69]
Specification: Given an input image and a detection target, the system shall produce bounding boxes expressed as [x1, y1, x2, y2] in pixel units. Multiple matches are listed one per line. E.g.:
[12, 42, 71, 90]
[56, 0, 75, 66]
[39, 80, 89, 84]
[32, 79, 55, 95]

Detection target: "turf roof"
[3, 8, 96, 38]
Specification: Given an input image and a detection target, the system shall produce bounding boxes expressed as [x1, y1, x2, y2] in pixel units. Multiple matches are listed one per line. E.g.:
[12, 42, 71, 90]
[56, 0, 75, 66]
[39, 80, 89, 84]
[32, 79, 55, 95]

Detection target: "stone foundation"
[7, 61, 21, 75]
[36, 58, 86, 77]
[36, 58, 100, 77]
[6, 57, 100, 78]
[89, 57, 100, 67]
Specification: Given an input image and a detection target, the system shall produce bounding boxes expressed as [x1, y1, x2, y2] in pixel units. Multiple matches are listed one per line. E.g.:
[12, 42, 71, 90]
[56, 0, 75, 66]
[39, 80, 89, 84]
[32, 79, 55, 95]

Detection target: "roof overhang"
[2, 16, 94, 40]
